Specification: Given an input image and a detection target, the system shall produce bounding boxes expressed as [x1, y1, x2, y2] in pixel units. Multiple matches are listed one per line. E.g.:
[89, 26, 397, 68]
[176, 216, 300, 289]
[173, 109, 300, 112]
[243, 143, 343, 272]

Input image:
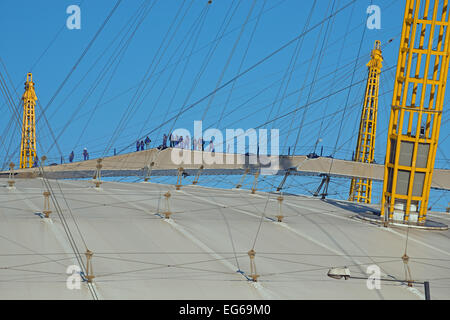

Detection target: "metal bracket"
[163, 191, 172, 219]
[192, 165, 204, 185]
[144, 161, 155, 182]
[85, 249, 95, 283]
[176, 167, 184, 190]
[7, 162, 15, 188]
[276, 195, 284, 222]
[251, 171, 260, 194]
[43, 191, 52, 218]
[276, 171, 291, 192]
[235, 168, 249, 189]
[314, 174, 330, 200]
[248, 249, 259, 282]
[93, 158, 103, 188]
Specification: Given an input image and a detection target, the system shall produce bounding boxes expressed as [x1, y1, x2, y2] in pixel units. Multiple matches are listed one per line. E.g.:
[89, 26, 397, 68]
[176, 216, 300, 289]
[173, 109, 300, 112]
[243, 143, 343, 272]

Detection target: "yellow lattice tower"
[20, 73, 38, 169]
[381, 0, 450, 224]
[349, 41, 383, 204]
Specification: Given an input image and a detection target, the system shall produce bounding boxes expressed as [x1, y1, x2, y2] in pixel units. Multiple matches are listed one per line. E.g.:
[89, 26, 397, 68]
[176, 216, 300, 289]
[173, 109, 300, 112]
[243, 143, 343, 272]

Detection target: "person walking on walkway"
[136, 140, 140, 152]
[145, 136, 151, 149]
[169, 133, 174, 147]
[69, 151, 74, 163]
[83, 148, 89, 161]
[185, 135, 190, 150]
[163, 134, 168, 148]
[140, 140, 145, 151]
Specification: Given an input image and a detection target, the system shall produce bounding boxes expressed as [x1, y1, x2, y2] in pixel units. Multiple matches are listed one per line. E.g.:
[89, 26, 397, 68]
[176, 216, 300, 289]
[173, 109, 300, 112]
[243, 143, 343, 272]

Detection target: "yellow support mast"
[381, 0, 450, 224]
[349, 40, 383, 204]
[20, 73, 38, 169]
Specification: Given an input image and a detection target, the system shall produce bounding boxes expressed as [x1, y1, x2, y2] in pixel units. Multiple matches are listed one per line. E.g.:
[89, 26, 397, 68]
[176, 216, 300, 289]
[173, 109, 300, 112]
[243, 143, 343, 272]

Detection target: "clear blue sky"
[0, 0, 449, 208]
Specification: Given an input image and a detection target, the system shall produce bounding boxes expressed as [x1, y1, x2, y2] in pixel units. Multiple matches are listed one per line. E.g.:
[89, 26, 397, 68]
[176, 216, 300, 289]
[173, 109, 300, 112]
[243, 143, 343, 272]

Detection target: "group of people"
[66, 148, 89, 163]
[30, 149, 89, 167]
[62, 133, 219, 165]
[32, 132, 220, 167]
[133, 133, 217, 153]
[136, 136, 152, 152]
[168, 133, 215, 152]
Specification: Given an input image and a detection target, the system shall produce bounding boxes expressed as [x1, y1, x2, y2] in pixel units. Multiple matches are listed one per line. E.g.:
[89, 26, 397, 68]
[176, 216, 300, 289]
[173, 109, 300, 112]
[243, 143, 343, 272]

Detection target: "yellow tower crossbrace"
[381, 0, 450, 224]
[20, 73, 38, 169]
[349, 40, 383, 204]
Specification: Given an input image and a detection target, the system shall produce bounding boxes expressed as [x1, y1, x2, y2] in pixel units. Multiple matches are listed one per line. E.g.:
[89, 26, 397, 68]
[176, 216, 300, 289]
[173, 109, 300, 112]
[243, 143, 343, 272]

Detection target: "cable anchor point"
[7, 162, 15, 188]
[43, 191, 52, 218]
[93, 158, 103, 188]
[162, 191, 173, 219]
[276, 195, 284, 222]
[85, 249, 95, 283]
[248, 249, 259, 282]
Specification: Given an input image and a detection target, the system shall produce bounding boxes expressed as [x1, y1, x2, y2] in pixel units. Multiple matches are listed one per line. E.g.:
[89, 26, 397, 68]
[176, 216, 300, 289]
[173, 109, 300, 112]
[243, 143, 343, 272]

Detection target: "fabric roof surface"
[1, 178, 449, 299]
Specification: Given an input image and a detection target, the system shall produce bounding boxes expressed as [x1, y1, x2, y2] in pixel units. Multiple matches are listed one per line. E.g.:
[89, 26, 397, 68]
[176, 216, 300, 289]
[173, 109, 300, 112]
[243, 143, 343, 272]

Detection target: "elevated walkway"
[3, 148, 450, 190]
